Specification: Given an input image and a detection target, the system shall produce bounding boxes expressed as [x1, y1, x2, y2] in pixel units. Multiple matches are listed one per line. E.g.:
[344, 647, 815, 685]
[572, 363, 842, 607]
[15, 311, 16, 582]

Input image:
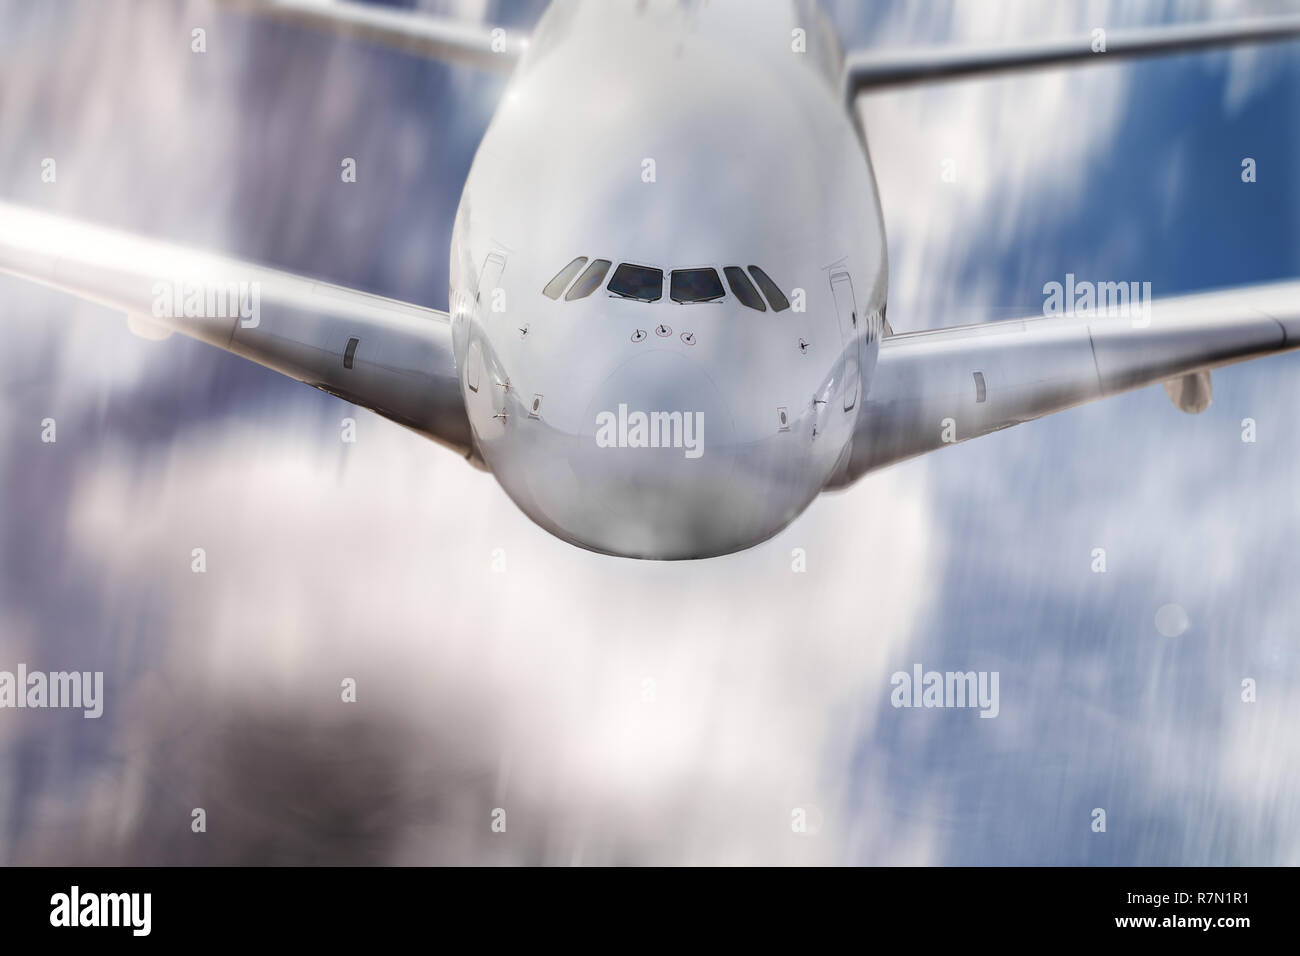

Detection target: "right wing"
[220, 0, 526, 71]
[844, 14, 1300, 95]
[0, 201, 475, 460]
[836, 280, 1300, 484]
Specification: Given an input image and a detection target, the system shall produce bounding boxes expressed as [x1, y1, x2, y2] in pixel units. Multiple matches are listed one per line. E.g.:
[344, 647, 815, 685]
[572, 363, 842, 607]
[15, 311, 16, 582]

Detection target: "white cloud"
[21, 411, 939, 863]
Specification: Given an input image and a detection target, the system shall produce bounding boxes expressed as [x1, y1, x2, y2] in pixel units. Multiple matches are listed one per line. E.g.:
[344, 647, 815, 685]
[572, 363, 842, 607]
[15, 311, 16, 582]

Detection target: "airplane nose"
[572, 349, 740, 558]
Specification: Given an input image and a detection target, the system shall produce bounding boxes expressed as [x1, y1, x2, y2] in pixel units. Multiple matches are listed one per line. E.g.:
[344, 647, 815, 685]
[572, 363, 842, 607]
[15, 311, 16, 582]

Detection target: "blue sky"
[0, 0, 1297, 864]
[837, 0, 1300, 864]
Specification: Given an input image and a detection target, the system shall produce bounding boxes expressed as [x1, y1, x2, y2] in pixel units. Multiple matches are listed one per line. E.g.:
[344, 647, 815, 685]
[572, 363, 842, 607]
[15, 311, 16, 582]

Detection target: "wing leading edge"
[0, 201, 474, 459]
[833, 280, 1300, 484]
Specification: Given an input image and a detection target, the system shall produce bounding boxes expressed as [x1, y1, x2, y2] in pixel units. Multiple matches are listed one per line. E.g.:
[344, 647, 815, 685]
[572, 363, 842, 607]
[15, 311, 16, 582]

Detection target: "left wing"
[833, 280, 1300, 485]
[0, 201, 475, 460]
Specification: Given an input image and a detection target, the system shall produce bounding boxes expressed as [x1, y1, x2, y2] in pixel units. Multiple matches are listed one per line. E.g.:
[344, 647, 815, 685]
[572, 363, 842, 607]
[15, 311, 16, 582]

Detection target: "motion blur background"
[0, 0, 1297, 865]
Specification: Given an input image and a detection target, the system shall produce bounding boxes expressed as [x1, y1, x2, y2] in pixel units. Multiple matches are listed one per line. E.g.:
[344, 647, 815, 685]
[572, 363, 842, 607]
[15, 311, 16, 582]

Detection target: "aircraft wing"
[220, 0, 525, 71]
[834, 280, 1300, 484]
[844, 14, 1300, 95]
[0, 201, 474, 459]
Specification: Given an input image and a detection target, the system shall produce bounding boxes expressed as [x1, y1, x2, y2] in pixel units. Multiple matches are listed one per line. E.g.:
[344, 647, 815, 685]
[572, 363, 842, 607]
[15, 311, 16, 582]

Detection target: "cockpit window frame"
[748, 265, 790, 312]
[565, 258, 613, 301]
[607, 262, 665, 303]
[542, 256, 589, 300]
[541, 258, 790, 311]
[723, 266, 766, 312]
[669, 266, 727, 304]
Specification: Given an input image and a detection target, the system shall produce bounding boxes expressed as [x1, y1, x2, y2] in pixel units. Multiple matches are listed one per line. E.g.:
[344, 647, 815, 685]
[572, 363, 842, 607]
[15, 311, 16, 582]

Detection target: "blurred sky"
[0, 0, 1297, 865]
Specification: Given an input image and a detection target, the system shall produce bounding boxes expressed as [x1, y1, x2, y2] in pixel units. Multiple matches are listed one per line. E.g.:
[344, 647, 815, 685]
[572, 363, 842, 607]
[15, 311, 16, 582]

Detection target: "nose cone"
[570, 350, 740, 558]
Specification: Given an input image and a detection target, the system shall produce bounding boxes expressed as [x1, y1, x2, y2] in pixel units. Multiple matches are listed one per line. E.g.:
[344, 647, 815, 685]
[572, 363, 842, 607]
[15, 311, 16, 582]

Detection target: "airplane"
[1, 0, 1298, 560]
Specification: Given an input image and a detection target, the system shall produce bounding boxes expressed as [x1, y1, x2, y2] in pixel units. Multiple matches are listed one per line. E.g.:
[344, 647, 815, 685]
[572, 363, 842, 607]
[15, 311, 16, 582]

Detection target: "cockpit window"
[543, 256, 588, 299]
[565, 258, 612, 300]
[670, 268, 725, 304]
[608, 263, 663, 302]
[748, 266, 790, 312]
[544, 259, 786, 309]
[724, 267, 766, 311]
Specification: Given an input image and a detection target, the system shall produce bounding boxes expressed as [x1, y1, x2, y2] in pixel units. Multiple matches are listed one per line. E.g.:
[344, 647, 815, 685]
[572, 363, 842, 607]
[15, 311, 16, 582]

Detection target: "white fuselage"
[449, 0, 887, 558]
